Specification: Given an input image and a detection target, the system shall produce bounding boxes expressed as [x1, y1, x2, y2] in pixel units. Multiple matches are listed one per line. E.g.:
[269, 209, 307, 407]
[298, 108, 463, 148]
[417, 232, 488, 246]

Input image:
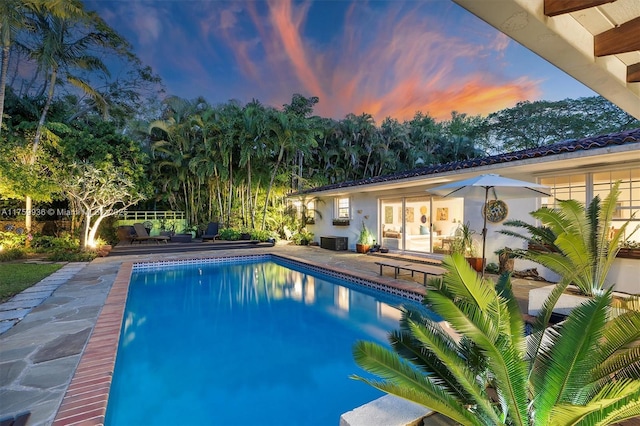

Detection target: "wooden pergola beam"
[544, 0, 616, 17]
[595, 16, 640, 56]
[628, 63, 640, 83]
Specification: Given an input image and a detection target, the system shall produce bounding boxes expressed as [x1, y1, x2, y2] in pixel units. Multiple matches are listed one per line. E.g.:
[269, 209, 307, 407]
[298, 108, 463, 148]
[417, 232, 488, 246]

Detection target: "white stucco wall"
[307, 192, 380, 251]
[306, 190, 637, 294]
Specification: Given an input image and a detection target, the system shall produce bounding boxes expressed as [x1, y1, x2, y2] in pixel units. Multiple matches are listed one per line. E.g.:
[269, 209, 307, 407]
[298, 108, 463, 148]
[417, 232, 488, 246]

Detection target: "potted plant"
[292, 229, 314, 245]
[451, 222, 483, 272]
[495, 247, 516, 274]
[356, 222, 374, 253]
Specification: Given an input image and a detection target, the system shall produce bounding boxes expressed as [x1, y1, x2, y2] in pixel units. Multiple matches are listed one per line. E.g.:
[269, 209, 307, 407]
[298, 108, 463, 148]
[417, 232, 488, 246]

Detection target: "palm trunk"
[252, 178, 260, 229]
[262, 145, 284, 230]
[212, 164, 224, 222]
[0, 44, 10, 136]
[182, 180, 189, 227]
[227, 154, 233, 228]
[246, 157, 254, 229]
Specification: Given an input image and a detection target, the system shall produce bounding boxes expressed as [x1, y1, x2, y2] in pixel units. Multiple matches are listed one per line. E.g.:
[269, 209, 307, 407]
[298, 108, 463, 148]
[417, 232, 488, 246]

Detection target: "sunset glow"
[87, 0, 591, 122]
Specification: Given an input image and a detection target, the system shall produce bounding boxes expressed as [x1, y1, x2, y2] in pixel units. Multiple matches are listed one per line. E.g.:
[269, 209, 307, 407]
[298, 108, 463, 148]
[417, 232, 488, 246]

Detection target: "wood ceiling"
[453, 0, 640, 119]
[544, 0, 640, 83]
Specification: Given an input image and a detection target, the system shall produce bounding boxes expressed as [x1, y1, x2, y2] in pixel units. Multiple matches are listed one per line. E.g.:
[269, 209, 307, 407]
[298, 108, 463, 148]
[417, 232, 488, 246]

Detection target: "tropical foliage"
[477, 97, 640, 153]
[500, 181, 638, 296]
[352, 254, 640, 425]
[1, 1, 638, 248]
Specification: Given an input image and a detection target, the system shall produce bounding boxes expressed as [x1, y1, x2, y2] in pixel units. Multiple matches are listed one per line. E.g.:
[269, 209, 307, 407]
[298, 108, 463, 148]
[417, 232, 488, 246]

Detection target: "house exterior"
[294, 128, 640, 294]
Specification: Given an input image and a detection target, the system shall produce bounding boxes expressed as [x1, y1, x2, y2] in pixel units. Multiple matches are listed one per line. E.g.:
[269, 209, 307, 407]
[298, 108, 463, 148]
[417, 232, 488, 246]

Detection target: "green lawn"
[0, 263, 63, 303]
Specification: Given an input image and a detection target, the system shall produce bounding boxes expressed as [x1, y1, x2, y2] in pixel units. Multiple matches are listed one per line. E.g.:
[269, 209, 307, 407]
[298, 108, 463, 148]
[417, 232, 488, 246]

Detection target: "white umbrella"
[428, 174, 551, 277]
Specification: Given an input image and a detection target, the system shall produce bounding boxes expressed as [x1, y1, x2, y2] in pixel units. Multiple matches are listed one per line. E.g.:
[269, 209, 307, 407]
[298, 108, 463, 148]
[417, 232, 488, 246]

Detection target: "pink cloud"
[93, 1, 542, 121]
[221, 0, 539, 121]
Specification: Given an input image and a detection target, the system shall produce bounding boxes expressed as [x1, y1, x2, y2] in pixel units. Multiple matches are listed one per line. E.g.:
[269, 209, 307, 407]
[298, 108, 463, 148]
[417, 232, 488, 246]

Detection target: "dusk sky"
[86, 0, 597, 122]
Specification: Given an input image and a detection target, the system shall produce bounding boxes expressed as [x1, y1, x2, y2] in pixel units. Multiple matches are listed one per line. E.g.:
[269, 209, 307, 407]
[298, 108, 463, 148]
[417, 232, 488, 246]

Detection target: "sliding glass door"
[380, 195, 464, 254]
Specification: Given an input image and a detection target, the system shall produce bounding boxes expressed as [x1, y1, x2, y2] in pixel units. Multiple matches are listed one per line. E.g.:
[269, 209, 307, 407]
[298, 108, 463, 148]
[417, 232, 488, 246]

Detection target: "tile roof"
[297, 127, 640, 195]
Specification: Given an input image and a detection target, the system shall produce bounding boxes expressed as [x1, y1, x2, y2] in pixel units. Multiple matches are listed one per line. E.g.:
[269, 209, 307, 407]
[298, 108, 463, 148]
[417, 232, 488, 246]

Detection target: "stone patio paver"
[0, 263, 86, 335]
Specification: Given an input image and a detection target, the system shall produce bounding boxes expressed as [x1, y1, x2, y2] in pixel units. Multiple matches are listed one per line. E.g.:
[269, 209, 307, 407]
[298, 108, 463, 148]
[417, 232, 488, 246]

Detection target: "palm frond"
[611, 295, 640, 312]
[584, 395, 640, 425]
[549, 380, 640, 425]
[352, 340, 486, 425]
[531, 293, 611, 424]
[495, 273, 526, 355]
[595, 309, 640, 364]
[524, 251, 580, 282]
[500, 220, 558, 249]
[530, 207, 574, 237]
[405, 319, 502, 423]
[350, 376, 485, 426]
[439, 254, 496, 312]
[595, 347, 640, 382]
[558, 199, 591, 241]
[429, 257, 529, 426]
[389, 329, 467, 400]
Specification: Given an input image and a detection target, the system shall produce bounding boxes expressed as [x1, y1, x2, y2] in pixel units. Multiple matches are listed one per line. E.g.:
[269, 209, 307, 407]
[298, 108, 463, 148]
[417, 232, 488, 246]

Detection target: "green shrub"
[0, 248, 27, 261]
[218, 228, 241, 241]
[99, 217, 119, 245]
[485, 262, 500, 274]
[291, 230, 314, 245]
[47, 249, 97, 262]
[0, 231, 27, 249]
[250, 229, 275, 242]
[31, 234, 79, 252]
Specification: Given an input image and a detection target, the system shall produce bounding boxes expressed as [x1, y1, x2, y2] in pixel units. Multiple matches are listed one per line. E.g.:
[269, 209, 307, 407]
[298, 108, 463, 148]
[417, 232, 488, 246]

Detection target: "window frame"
[335, 197, 351, 219]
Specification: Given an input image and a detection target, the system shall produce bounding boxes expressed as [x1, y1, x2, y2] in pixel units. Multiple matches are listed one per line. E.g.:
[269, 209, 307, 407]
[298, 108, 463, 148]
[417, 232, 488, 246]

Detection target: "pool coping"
[52, 253, 427, 425]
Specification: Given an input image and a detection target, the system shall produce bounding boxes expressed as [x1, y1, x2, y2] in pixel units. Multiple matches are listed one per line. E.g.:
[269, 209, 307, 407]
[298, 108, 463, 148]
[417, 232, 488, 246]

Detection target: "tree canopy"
[1, 0, 638, 240]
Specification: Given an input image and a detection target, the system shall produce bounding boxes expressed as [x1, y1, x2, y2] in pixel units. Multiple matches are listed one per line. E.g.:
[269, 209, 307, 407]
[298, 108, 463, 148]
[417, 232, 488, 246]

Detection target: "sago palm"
[500, 181, 637, 296]
[352, 254, 640, 425]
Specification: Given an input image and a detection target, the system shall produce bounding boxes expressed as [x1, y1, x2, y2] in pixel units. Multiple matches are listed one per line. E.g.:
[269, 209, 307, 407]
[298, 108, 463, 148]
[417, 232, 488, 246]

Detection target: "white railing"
[118, 211, 185, 221]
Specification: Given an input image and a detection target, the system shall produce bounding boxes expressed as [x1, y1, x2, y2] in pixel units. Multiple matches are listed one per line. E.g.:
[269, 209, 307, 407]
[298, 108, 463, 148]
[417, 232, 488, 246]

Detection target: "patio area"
[0, 243, 553, 425]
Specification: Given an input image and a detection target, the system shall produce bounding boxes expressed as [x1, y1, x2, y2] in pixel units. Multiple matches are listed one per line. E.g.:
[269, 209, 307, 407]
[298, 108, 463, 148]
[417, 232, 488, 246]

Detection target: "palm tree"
[238, 100, 268, 228]
[0, 0, 83, 134]
[18, 3, 132, 232]
[150, 96, 207, 226]
[500, 181, 637, 296]
[353, 254, 640, 425]
[262, 110, 318, 230]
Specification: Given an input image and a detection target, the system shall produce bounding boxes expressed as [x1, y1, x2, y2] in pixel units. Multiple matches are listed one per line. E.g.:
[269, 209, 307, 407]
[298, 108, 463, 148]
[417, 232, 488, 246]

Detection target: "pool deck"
[0, 242, 550, 425]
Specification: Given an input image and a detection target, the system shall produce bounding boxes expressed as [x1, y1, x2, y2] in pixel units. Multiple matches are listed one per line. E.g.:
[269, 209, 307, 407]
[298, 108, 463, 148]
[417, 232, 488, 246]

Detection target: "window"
[336, 197, 350, 219]
[305, 201, 315, 222]
[540, 167, 640, 244]
[540, 174, 586, 207]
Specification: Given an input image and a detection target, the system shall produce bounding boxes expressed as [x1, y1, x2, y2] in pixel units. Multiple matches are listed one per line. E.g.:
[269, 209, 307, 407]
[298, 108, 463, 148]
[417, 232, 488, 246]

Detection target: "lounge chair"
[131, 223, 170, 244]
[201, 222, 219, 242]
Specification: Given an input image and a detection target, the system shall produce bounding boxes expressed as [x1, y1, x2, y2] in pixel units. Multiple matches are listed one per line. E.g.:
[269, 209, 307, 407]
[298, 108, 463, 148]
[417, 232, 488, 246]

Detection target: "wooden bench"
[375, 260, 445, 285]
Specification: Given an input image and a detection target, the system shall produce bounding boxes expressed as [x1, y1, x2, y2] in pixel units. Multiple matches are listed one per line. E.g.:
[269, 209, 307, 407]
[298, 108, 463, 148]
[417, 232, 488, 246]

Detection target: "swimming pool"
[104, 258, 426, 425]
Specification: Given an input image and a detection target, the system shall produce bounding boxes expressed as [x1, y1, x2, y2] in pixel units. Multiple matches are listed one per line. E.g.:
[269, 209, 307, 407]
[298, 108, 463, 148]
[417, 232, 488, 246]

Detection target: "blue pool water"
[105, 259, 424, 426]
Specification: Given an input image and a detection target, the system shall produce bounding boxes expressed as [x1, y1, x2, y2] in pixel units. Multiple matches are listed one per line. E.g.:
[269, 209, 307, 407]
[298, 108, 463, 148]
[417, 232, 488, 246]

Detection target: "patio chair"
[201, 222, 219, 242]
[131, 223, 170, 244]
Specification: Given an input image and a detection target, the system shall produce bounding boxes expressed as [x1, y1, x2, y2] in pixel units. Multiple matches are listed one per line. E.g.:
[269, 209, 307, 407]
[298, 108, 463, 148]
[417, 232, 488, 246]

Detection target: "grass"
[0, 263, 63, 303]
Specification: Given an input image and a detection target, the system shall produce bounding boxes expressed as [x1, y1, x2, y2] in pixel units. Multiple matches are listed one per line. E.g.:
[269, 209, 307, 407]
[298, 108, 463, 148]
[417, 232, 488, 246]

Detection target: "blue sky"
[86, 0, 597, 122]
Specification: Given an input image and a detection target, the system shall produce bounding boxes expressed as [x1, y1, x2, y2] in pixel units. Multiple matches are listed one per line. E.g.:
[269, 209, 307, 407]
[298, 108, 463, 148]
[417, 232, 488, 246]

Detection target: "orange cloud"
[265, 0, 326, 101]
[106, 1, 540, 122]
[309, 3, 540, 121]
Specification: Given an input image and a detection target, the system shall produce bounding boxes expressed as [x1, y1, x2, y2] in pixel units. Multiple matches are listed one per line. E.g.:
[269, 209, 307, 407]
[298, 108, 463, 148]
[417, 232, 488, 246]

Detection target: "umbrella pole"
[481, 187, 488, 278]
